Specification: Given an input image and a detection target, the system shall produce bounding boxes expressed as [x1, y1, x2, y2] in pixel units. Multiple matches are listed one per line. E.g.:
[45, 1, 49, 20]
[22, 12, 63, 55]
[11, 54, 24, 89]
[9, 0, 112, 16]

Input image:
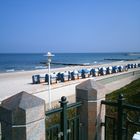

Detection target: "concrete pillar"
[0, 91, 45, 140]
[76, 79, 108, 140]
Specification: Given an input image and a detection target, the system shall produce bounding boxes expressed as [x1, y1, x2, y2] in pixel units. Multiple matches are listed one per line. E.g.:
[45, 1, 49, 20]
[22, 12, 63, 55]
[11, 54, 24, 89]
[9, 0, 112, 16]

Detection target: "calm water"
[0, 53, 140, 73]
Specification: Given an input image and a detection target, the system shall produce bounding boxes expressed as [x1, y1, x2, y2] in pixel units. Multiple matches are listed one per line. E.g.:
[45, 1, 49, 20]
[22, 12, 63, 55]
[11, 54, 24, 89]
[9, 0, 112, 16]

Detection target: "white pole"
[48, 61, 51, 109]
[45, 52, 54, 109]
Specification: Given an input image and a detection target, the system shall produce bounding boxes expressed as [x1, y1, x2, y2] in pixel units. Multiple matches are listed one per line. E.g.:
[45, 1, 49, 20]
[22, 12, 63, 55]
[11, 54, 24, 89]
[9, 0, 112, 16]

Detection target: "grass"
[105, 78, 140, 140]
[106, 78, 140, 105]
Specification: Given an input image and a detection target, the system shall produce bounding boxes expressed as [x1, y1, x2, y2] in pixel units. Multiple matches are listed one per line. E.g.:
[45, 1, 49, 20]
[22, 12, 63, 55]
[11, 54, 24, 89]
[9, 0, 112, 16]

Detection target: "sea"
[0, 53, 140, 73]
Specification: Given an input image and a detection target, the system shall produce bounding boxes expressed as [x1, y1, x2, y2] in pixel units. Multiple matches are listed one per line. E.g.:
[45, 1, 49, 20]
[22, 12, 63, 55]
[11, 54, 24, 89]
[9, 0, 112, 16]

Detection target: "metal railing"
[45, 96, 83, 140]
[101, 94, 140, 140]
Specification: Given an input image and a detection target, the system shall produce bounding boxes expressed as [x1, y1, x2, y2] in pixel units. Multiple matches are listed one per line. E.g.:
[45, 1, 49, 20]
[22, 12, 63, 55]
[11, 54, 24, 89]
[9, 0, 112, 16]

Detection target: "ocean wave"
[35, 66, 47, 69]
[83, 63, 90, 66]
[6, 69, 15, 72]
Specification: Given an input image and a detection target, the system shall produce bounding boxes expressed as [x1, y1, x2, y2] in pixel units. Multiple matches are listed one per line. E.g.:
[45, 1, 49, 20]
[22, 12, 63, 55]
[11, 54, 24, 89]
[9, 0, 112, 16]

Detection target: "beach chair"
[90, 69, 94, 76]
[81, 69, 90, 78]
[32, 75, 40, 84]
[118, 65, 124, 72]
[134, 63, 138, 68]
[78, 70, 83, 79]
[45, 73, 57, 84]
[39, 74, 45, 83]
[127, 64, 132, 69]
[90, 68, 99, 77]
[124, 65, 128, 71]
[71, 70, 79, 80]
[107, 66, 112, 74]
[87, 68, 92, 77]
[99, 67, 107, 75]
[50, 73, 57, 84]
[113, 66, 119, 73]
[45, 74, 49, 83]
[57, 72, 62, 82]
[61, 71, 71, 82]
[131, 64, 135, 68]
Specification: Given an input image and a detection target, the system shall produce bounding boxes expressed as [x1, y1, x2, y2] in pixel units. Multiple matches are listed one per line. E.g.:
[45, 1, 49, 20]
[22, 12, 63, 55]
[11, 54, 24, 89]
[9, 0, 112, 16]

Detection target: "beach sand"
[0, 60, 140, 107]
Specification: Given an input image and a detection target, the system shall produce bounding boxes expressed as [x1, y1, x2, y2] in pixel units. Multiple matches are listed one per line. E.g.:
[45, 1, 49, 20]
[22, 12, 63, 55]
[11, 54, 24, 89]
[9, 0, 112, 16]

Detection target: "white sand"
[0, 60, 140, 105]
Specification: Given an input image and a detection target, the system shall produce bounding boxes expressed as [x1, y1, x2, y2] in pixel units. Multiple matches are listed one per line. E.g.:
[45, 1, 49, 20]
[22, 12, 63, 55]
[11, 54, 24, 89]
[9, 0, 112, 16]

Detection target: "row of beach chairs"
[32, 63, 140, 84]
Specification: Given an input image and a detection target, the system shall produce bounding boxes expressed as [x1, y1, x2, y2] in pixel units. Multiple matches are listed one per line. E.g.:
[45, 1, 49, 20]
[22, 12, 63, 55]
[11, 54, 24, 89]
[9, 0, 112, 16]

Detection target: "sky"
[0, 0, 140, 53]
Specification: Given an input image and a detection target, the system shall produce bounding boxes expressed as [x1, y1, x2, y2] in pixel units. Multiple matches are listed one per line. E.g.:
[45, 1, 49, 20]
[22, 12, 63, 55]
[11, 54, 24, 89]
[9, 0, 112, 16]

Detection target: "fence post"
[59, 96, 68, 140]
[0, 91, 46, 140]
[117, 94, 125, 140]
[76, 79, 108, 140]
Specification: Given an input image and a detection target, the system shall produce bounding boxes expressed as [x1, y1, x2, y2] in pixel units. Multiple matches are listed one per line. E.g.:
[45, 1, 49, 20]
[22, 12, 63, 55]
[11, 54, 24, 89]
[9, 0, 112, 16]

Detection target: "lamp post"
[46, 52, 54, 109]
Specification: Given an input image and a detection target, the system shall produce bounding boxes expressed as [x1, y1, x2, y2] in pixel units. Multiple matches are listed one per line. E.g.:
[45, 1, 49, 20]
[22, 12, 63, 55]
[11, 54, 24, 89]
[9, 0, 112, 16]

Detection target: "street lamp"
[45, 52, 54, 109]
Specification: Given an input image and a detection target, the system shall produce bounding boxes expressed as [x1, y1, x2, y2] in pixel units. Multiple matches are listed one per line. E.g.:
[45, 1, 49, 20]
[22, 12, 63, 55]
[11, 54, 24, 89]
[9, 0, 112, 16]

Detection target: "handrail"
[45, 101, 82, 116]
[101, 100, 140, 110]
[102, 94, 140, 140]
[45, 97, 82, 140]
[67, 101, 82, 110]
[123, 103, 140, 111]
[46, 107, 63, 116]
[101, 100, 118, 107]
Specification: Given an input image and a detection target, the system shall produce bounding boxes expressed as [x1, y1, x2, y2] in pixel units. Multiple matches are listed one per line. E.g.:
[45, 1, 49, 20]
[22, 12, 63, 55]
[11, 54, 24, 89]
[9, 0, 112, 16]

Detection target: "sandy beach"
[0, 60, 140, 106]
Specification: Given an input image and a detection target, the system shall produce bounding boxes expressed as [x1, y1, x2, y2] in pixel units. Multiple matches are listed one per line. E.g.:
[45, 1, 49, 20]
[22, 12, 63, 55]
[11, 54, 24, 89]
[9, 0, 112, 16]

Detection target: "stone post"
[0, 91, 46, 140]
[76, 79, 108, 140]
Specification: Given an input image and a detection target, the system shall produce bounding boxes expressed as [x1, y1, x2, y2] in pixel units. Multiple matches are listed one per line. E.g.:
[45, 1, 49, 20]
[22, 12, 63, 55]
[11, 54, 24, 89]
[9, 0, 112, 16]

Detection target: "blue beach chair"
[99, 67, 107, 75]
[90, 68, 99, 77]
[61, 71, 71, 82]
[113, 66, 119, 73]
[131, 64, 135, 68]
[118, 65, 124, 72]
[107, 66, 113, 74]
[32, 75, 40, 84]
[81, 69, 90, 78]
[127, 64, 132, 69]
[45, 73, 57, 84]
[71, 70, 79, 80]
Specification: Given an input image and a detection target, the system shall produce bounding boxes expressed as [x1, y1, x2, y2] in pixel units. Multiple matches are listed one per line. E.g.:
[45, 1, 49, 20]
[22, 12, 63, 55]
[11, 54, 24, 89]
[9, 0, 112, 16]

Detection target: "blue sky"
[0, 0, 140, 53]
